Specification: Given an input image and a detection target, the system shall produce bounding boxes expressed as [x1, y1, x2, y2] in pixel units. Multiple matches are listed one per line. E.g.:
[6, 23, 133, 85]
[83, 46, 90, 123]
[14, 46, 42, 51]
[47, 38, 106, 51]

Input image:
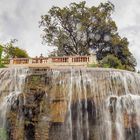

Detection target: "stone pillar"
[10, 59, 14, 64]
[89, 54, 97, 64]
[68, 57, 72, 65]
[47, 58, 52, 66]
[29, 59, 32, 64]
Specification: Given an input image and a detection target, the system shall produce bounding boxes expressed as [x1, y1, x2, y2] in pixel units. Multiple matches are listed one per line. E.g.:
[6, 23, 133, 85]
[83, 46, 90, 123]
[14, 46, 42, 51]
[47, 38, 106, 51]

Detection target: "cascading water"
[0, 67, 140, 140]
[48, 68, 140, 140]
[0, 67, 29, 140]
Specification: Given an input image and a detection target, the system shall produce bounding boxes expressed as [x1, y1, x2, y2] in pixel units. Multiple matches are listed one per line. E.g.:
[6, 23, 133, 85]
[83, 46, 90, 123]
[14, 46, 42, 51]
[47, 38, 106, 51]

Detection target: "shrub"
[100, 55, 124, 69]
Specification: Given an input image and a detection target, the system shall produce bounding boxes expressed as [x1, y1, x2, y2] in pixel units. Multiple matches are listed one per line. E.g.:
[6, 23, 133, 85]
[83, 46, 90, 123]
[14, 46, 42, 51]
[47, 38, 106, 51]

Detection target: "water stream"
[0, 68, 29, 140]
[0, 68, 140, 140]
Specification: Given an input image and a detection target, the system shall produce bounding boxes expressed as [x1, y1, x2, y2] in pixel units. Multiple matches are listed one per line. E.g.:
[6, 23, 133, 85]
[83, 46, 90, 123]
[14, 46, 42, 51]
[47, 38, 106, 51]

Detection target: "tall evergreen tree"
[39, 1, 136, 71]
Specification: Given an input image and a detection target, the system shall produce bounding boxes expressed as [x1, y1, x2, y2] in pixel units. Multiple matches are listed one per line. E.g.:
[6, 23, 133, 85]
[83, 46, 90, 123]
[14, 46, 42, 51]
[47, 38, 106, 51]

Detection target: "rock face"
[0, 68, 140, 140]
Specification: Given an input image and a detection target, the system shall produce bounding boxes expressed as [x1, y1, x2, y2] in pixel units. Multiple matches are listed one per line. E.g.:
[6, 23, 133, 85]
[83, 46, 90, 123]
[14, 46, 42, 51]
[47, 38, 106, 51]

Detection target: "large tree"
[39, 1, 136, 71]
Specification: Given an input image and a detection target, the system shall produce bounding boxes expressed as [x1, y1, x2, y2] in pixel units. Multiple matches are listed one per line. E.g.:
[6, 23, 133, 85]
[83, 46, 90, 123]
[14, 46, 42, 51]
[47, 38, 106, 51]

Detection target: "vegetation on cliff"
[39, 1, 136, 71]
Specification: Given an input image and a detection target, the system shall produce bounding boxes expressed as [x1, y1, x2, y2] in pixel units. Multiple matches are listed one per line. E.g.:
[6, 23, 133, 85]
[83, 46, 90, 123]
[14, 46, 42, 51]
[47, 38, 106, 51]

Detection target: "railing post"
[89, 54, 97, 64]
[68, 57, 72, 64]
[10, 59, 14, 65]
[29, 58, 32, 64]
[47, 58, 52, 65]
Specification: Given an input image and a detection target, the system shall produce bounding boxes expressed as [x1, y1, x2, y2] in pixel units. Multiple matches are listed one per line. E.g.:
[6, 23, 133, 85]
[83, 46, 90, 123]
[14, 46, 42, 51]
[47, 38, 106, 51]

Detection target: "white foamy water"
[0, 68, 28, 133]
[0, 68, 140, 140]
[49, 68, 140, 140]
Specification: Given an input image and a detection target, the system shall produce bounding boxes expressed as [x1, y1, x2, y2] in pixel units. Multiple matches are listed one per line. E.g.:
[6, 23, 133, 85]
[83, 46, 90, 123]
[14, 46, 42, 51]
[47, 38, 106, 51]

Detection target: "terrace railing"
[8, 55, 97, 67]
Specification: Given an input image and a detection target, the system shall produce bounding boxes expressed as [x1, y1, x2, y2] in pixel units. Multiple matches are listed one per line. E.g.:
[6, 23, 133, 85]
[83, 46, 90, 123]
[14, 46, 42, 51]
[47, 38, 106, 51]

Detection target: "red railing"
[9, 56, 91, 65]
[13, 58, 29, 64]
[72, 56, 89, 62]
[51, 57, 69, 63]
[32, 58, 48, 64]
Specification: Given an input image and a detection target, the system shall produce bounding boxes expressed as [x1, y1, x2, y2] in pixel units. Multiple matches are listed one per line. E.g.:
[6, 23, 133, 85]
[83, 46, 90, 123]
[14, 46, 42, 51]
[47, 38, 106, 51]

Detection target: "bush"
[100, 55, 124, 69]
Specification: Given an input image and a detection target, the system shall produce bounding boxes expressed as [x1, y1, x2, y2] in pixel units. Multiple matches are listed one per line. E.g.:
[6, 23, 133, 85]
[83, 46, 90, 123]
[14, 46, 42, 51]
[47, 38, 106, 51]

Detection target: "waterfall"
[0, 67, 29, 140]
[0, 67, 140, 140]
[49, 68, 140, 140]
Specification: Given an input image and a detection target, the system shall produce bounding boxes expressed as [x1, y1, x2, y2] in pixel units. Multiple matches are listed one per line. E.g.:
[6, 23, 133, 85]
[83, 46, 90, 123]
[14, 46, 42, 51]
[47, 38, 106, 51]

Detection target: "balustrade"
[8, 55, 96, 66]
[51, 57, 69, 63]
[72, 56, 89, 62]
[32, 58, 48, 64]
[13, 58, 29, 64]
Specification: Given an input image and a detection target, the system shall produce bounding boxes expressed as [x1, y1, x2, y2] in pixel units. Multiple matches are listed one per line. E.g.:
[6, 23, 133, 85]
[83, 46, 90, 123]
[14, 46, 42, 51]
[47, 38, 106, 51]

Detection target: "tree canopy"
[3, 39, 29, 59]
[39, 1, 136, 71]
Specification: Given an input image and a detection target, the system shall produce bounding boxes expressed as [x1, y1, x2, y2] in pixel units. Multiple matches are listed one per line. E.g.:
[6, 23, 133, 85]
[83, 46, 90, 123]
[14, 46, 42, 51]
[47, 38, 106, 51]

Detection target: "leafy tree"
[100, 54, 124, 69]
[4, 39, 29, 58]
[39, 1, 136, 71]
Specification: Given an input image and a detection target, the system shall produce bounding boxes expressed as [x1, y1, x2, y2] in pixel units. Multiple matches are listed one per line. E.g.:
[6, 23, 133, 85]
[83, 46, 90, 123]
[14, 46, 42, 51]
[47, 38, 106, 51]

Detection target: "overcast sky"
[0, 0, 140, 69]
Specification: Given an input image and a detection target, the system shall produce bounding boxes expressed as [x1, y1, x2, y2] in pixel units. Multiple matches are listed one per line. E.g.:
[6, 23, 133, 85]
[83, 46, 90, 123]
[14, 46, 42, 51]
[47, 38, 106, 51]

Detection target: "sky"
[0, 0, 140, 69]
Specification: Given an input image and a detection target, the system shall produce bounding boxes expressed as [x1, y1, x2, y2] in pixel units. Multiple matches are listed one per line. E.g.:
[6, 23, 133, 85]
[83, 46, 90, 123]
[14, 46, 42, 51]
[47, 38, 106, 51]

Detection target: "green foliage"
[4, 39, 29, 58]
[31, 76, 41, 85]
[0, 128, 7, 140]
[100, 55, 124, 69]
[88, 63, 98, 68]
[0, 45, 3, 64]
[0, 45, 5, 68]
[39, 1, 136, 71]
[12, 47, 29, 58]
[40, 1, 117, 55]
[0, 63, 5, 68]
